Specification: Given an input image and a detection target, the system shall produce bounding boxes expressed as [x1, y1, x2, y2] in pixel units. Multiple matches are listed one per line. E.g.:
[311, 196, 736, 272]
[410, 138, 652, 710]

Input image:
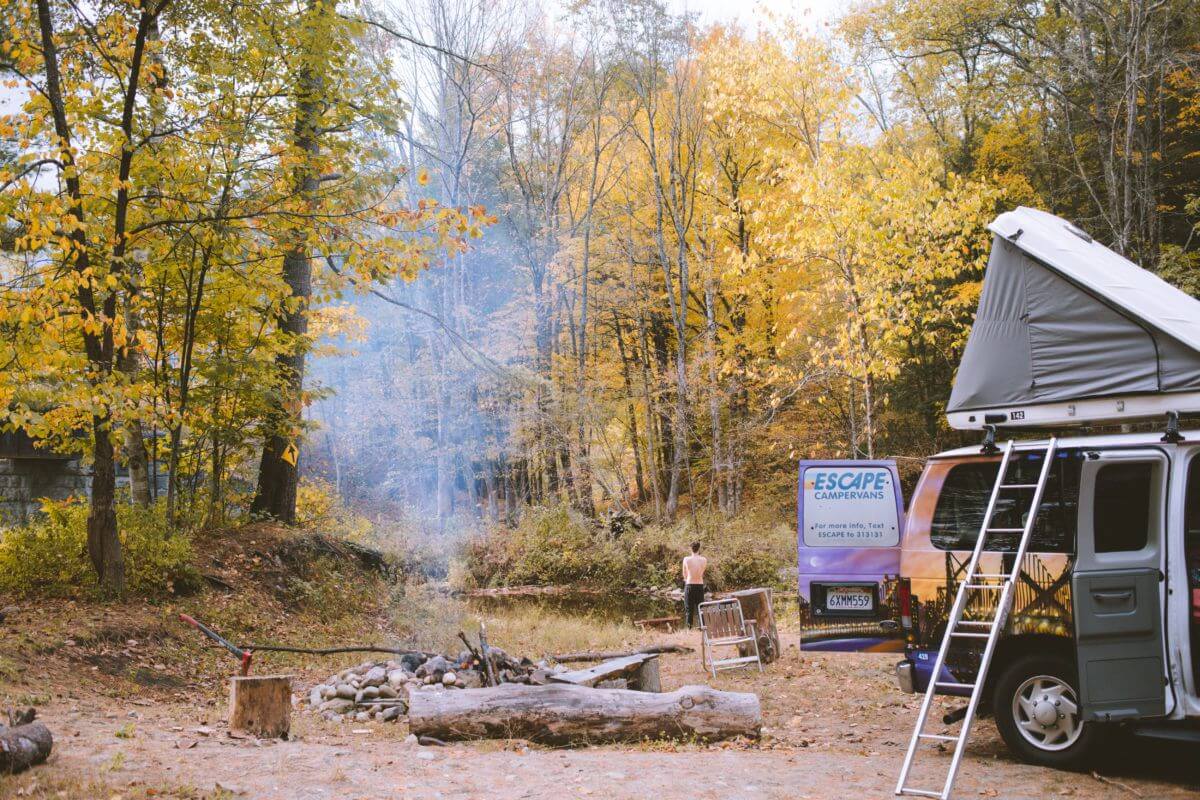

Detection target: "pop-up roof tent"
[946, 206, 1200, 430]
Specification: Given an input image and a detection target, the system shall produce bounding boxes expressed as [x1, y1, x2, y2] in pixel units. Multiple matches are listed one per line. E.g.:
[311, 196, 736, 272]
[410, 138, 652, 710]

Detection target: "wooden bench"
[548, 653, 662, 692]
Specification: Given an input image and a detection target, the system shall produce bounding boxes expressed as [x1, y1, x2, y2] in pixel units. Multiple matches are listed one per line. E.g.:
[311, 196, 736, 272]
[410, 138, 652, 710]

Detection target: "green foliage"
[458, 504, 793, 592]
[280, 554, 382, 623]
[0, 499, 201, 598]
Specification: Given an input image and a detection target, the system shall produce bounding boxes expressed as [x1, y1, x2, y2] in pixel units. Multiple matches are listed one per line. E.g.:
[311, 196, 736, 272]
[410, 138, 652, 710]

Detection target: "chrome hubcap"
[1012, 674, 1082, 751]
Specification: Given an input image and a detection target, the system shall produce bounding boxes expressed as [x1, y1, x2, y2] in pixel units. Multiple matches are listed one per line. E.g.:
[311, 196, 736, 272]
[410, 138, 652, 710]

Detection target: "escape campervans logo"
[800, 465, 901, 548]
[808, 470, 890, 501]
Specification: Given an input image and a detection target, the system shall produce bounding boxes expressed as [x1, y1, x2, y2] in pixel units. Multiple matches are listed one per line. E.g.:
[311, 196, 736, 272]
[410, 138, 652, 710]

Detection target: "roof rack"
[947, 391, 1200, 432]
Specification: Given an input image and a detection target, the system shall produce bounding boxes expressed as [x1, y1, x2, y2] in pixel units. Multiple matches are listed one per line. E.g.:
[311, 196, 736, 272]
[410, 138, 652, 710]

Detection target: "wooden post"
[229, 675, 293, 738]
[633, 655, 661, 692]
[732, 588, 780, 664]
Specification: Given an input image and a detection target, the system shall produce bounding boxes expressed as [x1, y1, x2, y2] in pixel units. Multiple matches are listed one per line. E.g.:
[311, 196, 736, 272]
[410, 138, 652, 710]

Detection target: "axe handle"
[179, 614, 253, 675]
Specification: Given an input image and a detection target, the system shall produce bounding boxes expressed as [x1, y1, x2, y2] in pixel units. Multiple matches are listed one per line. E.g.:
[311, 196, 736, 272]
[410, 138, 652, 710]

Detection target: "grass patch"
[485, 605, 639, 657]
[385, 585, 641, 658]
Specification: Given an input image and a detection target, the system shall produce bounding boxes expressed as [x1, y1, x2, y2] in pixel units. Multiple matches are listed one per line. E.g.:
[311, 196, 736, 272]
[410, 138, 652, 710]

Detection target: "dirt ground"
[4, 611, 1199, 800]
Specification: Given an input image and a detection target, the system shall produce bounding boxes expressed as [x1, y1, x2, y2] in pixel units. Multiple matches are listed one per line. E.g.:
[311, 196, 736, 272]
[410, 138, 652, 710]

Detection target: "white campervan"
[889, 208, 1200, 799]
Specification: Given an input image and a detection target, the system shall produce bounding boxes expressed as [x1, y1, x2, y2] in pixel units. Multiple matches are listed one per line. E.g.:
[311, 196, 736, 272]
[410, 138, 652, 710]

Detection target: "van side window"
[1185, 456, 1200, 687]
[1093, 463, 1152, 553]
[930, 454, 1080, 553]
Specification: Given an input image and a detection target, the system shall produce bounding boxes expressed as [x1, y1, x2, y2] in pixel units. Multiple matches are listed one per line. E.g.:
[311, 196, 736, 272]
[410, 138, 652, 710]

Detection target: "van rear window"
[930, 455, 1080, 553]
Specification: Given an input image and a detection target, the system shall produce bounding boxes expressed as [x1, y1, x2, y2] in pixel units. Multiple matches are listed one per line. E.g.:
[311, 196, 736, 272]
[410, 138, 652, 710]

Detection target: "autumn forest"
[2, 0, 1200, 590]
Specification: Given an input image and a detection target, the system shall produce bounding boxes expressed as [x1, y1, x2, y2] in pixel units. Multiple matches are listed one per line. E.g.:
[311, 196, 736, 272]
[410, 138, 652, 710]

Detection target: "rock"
[458, 671, 483, 689]
[417, 656, 450, 679]
[363, 666, 387, 687]
[361, 686, 380, 701]
[423, 675, 435, 685]
[319, 699, 354, 714]
[400, 653, 424, 672]
[380, 706, 403, 722]
[378, 684, 398, 699]
[442, 672, 456, 686]
[335, 684, 355, 700]
[355, 711, 370, 723]
[309, 687, 323, 707]
[404, 733, 419, 745]
[387, 669, 406, 688]
[321, 685, 336, 700]
[354, 690, 366, 704]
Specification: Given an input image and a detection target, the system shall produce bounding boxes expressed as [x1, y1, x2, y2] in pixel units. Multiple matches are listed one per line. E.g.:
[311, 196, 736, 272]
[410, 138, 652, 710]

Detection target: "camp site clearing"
[2, 598, 1197, 800]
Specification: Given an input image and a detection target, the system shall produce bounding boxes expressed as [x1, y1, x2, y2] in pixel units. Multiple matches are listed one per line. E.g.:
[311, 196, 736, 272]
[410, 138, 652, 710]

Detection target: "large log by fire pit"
[0, 713, 53, 775]
[408, 683, 760, 744]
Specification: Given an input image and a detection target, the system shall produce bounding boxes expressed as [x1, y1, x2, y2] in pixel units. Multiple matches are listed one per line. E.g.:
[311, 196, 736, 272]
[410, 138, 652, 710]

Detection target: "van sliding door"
[1072, 450, 1168, 722]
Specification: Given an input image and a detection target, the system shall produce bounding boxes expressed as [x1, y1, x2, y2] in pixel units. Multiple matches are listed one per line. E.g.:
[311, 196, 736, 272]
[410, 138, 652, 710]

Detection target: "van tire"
[991, 653, 1102, 769]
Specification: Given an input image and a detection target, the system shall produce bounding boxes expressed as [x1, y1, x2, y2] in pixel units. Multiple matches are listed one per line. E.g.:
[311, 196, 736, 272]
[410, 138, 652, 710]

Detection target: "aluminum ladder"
[895, 437, 1059, 799]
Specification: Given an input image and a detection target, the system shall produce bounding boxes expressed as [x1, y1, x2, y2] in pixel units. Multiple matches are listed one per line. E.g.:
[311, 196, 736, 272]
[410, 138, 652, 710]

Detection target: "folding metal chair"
[698, 598, 764, 679]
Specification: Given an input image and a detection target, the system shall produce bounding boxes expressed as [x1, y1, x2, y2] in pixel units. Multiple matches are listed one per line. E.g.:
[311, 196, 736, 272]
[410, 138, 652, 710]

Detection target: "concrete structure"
[0, 431, 90, 524]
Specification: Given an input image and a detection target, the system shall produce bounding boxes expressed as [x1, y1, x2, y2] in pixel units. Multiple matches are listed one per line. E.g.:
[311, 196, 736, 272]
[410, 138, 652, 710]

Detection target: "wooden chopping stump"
[732, 588, 780, 664]
[229, 675, 293, 738]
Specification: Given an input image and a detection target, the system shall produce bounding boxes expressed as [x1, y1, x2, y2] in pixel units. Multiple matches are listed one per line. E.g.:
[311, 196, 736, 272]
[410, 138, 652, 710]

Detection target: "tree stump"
[633, 655, 661, 692]
[0, 721, 52, 774]
[732, 588, 780, 663]
[409, 683, 760, 743]
[229, 675, 293, 738]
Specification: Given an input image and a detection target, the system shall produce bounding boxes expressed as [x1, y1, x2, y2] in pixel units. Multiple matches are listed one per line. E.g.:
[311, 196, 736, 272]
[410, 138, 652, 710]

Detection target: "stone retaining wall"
[0, 458, 90, 524]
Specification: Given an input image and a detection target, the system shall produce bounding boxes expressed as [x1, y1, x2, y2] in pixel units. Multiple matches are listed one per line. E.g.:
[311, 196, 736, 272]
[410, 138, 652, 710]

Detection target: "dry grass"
[386, 585, 642, 658]
[0, 773, 218, 799]
[484, 605, 640, 657]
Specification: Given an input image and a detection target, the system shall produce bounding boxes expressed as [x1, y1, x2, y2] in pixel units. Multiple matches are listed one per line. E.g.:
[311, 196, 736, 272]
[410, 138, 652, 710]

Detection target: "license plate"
[825, 586, 874, 612]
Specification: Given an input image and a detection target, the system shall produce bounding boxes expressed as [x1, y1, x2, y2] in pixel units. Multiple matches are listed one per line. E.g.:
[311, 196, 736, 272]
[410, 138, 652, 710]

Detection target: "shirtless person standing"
[682, 542, 707, 628]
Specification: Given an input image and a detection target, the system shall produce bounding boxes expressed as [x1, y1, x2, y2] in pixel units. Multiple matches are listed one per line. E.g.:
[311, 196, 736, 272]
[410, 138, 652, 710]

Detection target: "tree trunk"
[408, 684, 760, 744]
[0, 720, 53, 774]
[703, 276, 727, 514]
[251, 0, 321, 524]
[88, 424, 125, 592]
[122, 418, 152, 507]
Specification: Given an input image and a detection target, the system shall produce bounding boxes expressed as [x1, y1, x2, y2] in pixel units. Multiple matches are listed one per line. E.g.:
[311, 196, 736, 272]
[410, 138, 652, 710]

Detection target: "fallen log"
[0, 720, 53, 775]
[548, 654, 660, 691]
[408, 683, 760, 744]
[552, 644, 692, 664]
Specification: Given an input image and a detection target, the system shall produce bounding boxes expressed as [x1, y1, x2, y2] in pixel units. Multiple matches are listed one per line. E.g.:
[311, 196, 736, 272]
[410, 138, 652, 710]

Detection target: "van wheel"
[992, 653, 1101, 768]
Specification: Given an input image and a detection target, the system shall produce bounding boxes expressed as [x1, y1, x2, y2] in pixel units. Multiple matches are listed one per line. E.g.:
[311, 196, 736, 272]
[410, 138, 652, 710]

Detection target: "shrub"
[458, 504, 795, 593]
[280, 554, 381, 623]
[0, 498, 201, 598]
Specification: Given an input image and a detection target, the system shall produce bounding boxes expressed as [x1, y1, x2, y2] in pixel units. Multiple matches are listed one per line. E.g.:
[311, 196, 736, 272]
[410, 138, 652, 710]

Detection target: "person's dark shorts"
[684, 584, 706, 627]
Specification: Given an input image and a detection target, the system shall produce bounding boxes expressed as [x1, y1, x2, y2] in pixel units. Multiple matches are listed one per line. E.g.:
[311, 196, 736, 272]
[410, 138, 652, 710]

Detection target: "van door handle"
[1093, 590, 1133, 602]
